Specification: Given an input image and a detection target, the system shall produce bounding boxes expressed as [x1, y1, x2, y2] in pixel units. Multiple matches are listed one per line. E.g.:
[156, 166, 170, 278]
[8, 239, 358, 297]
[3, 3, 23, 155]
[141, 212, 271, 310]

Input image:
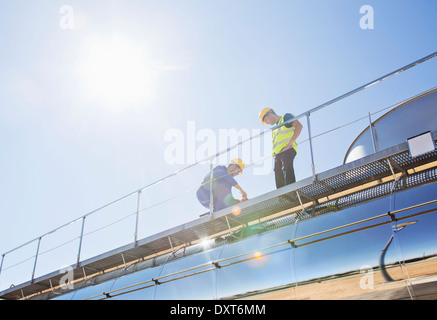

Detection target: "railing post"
[31, 237, 41, 283]
[76, 216, 86, 267]
[0, 254, 5, 277]
[306, 113, 317, 180]
[209, 159, 214, 216]
[368, 112, 378, 153]
[134, 190, 141, 244]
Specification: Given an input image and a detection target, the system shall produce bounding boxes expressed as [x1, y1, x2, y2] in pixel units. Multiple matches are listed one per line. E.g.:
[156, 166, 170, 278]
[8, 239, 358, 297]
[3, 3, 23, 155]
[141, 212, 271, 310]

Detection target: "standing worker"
[197, 158, 248, 213]
[259, 107, 303, 189]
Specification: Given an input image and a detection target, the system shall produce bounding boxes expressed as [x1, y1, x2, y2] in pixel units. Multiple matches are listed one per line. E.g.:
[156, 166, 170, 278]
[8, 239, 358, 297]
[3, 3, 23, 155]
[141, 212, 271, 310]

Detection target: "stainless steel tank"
[344, 88, 437, 164]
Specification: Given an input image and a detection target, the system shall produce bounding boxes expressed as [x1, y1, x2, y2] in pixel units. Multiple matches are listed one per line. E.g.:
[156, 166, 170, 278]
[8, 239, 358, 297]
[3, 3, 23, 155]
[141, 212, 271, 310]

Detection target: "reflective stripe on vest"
[272, 115, 297, 155]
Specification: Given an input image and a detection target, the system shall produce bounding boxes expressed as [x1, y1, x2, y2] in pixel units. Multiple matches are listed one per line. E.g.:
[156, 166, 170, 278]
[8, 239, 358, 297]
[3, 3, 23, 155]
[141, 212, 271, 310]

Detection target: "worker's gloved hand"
[241, 191, 248, 200]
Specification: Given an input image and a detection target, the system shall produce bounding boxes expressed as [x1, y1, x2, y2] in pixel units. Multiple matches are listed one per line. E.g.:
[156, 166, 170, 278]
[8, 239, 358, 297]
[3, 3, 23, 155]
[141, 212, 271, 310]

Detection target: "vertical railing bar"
[134, 190, 141, 245]
[0, 254, 5, 277]
[121, 253, 127, 269]
[31, 237, 42, 283]
[306, 113, 317, 180]
[76, 216, 86, 267]
[209, 159, 214, 217]
[296, 191, 305, 213]
[168, 236, 174, 251]
[225, 216, 232, 232]
[368, 112, 378, 153]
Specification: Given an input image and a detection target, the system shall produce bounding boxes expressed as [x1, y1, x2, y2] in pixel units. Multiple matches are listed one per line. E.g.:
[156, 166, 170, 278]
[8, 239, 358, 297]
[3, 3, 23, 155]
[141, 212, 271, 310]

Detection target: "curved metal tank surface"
[344, 88, 437, 164]
[215, 224, 295, 299]
[291, 183, 437, 300]
[52, 181, 437, 300]
[153, 247, 222, 300]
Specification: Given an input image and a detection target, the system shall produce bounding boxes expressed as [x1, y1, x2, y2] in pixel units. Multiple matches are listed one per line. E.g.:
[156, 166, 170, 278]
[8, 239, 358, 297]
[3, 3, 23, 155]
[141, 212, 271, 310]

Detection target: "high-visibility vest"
[272, 115, 297, 155]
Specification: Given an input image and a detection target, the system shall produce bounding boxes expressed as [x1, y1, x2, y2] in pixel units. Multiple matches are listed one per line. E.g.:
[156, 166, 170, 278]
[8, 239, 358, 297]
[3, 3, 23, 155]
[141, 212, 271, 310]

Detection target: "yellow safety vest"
[272, 115, 297, 155]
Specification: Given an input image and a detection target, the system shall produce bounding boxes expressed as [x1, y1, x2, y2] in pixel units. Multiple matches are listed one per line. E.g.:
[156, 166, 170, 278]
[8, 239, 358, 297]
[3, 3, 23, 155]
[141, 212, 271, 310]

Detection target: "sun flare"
[80, 35, 154, 107]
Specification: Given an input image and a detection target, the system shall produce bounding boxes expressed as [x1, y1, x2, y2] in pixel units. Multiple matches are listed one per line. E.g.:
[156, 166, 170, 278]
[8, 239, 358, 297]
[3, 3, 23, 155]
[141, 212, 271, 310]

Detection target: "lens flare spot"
[254, 251, 263, 259]
[232, 206, 242, 216]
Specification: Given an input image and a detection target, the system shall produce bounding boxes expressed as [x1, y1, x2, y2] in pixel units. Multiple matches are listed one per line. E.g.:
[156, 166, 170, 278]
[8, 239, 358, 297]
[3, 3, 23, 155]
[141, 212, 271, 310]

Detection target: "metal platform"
[1, 132, 437, 300]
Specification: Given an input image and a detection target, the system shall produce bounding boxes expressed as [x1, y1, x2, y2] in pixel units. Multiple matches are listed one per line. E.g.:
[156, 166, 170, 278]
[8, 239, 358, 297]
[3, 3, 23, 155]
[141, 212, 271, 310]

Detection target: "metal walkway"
[1, 130, 436, 300]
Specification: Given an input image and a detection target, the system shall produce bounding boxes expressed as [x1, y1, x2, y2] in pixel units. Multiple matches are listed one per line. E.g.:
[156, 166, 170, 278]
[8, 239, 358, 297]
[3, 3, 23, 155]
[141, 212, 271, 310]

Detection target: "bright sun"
[80, 35, 154, 108]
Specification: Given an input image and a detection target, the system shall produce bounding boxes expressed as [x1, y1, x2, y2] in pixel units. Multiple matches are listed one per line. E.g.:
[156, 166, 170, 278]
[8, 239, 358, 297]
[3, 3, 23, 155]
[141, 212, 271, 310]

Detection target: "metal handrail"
[1, 51, 436, 287]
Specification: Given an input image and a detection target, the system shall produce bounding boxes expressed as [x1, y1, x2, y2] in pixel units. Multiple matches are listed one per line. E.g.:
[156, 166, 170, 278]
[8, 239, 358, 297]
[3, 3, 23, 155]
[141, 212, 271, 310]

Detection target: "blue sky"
[0, 0, 436, 287]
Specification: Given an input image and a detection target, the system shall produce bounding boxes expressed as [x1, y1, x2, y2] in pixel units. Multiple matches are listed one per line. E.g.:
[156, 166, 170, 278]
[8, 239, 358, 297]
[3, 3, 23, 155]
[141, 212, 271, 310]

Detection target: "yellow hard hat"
[230, 158, 245, 172]
[259, 107, 274, 125]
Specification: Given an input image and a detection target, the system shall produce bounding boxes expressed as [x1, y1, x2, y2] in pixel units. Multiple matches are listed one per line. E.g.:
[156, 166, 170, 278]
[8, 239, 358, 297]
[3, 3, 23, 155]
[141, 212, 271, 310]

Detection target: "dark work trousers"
[274, 147, 297, 189]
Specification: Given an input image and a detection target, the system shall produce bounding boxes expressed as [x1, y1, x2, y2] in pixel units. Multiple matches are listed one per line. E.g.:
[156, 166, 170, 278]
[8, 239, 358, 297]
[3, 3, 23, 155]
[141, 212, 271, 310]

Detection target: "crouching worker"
[197, 158, 248, 214]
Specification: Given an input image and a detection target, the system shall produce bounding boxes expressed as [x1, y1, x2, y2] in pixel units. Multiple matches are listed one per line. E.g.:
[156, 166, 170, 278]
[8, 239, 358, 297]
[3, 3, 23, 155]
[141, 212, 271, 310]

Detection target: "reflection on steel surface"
[379, 221, 418, 282]
[47, 180, 437, 300]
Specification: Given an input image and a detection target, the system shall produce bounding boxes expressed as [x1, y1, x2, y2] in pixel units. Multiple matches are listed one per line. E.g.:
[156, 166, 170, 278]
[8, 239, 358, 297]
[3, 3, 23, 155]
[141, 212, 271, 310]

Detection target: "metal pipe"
[390, 198, 437, 215]
[379, 235, 395, 282]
